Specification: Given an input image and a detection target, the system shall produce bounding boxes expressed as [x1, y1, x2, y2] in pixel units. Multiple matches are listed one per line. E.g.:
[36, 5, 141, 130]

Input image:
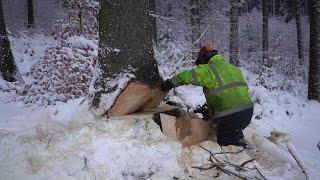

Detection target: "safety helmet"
[196, 43, 217, 65]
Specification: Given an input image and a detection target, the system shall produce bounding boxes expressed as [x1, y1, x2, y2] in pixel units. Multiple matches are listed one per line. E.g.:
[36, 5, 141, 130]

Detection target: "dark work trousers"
[215, 107, 253, 146]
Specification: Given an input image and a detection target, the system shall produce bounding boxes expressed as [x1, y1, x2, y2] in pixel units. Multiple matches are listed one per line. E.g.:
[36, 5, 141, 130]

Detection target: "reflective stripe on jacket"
[172, 55, 253, 119]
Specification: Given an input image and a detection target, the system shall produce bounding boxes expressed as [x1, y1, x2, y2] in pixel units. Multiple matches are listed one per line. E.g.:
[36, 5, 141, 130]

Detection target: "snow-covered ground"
[9, 33, 56, 76]
[1, 35, 319, 178]
[0, 93, 319, 179]
[0, 6, 319, 179]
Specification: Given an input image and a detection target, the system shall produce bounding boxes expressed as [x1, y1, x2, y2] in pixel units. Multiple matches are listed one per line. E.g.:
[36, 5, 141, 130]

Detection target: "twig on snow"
[194, 145, 267, 180]
[240, 158, 256, 168]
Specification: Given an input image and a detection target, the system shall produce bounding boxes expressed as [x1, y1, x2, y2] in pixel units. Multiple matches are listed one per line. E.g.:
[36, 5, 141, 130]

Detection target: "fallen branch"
[240, 159, 256, 168]
[286, 142, 311, 180]
[194, 145, 266, 180]
[252, 133, 297, 166]
[268, 131, 312, 180]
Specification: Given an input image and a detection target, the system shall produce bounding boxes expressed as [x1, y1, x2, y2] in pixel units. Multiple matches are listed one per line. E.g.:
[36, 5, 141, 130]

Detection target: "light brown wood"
[108, 80, 167, 117]
[160, 113, 177, 139]
[160, 112, 214, 146]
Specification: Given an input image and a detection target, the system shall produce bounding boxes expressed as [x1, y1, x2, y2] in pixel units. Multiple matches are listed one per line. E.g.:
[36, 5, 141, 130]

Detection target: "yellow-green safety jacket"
[171, 55, 253, 119]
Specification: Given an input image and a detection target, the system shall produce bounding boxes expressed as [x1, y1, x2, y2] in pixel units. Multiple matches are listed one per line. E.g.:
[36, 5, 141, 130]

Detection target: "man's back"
[172, 55, 253, 118]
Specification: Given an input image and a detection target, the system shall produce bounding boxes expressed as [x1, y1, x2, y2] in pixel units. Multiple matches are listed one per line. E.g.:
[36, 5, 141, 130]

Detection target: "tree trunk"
[308, 0, 320, 100]
[294, 0, 304, 61]
[262, 0, 269, 66]
[91, 0, 162, 113]
[27, 0, 34, 28]
[229, 0, 239, 66]
[275, 0, 280, 15]
[0, 0, 17, 82]
[190, 0, 201, 47]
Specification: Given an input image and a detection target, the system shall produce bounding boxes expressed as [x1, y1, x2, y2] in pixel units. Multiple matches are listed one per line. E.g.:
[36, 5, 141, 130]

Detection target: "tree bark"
[190, 0, 201, 47]
[0, 0, 17, 82]
[229, 0, 239, 66]
[308, 0, 320, 100]
[91, 0, 162, 110]
[262, 0, 269, 66]
[294, 0, 304, 61]
[275, 0, 280, 15]
[27, 0, 34, 28]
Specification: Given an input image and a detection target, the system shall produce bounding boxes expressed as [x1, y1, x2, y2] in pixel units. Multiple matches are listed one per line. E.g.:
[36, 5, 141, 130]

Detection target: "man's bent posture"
[161, 44, 254, 147]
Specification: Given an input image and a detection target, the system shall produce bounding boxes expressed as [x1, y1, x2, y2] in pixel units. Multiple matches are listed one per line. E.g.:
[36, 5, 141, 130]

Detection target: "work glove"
[194, 104, 211, 121]
[160, 79, 174, 92]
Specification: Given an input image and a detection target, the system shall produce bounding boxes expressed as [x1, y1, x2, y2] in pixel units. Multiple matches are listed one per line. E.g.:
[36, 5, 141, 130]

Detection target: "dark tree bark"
[262, 0, 269, 65]
[308, 0, 320, 100]
[0, 0, 17, 82]
[91, 0, 161, 109]
[190, 0, 201, 46]
[275, 0, 281, 15]
[294, 0, 304, 61]
[229, 0, 239, 66]
[27, 0, 34, 28]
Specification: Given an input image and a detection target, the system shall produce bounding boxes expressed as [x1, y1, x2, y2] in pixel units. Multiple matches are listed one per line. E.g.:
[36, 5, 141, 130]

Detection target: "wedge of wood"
[108, 80, 167, 117]
[158, 109, 214, 146]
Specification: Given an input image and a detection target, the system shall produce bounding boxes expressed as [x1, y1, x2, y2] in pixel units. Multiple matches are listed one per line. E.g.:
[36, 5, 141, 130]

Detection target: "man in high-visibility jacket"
[160, 44, 254, 147]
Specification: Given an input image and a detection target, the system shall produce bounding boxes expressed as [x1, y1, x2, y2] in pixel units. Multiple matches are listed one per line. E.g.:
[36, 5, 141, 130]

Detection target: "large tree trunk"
[262, 0, 269, 66]
[27, 0, 34, 28]
[229, 0, 239, 66]
[294, 0, 304, 61]
[91, 0, 163, 116]
[308, 0, 320, 100]
[0, 0, 17, 82]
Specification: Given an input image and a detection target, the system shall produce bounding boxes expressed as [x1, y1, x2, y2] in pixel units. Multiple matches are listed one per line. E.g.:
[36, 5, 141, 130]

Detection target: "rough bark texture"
[92, 0, 161, 109]
[294, 0, 304, 61]
[0, 0, 17, 82]
[229, 0, 239, 66]
[308, 0, 320, 100]
[262, 0, 269, 65]
[27, 0, 34, 28]
[190, 0, 201, 50]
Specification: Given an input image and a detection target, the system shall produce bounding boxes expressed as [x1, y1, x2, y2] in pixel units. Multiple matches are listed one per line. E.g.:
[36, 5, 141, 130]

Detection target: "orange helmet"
[196, 43, 217, 65]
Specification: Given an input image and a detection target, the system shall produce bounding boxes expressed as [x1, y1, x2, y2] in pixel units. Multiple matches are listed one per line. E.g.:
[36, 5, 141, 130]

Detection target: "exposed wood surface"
[108, 81, 167, 117]
[159, 110, 214, 146]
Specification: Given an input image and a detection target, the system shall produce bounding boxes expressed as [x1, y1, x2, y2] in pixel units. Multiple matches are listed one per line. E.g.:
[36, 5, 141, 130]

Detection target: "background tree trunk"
[91, 0, 162, 109]
[27, 0, 34, 28]
[275, 0, 280, 15]
[0, 0, 17, 82]
[229, 0, 239, 66]
[308, 0, 320, 100]
[190, 0, 201, 50]
[262, 0, 269, 65]
[294, 0, 304, 61]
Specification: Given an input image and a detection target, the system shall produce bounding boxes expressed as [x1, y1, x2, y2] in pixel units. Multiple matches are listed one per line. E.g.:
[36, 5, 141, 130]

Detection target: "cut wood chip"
[159, 109, 214, 146]
[108, 80, 167, 117]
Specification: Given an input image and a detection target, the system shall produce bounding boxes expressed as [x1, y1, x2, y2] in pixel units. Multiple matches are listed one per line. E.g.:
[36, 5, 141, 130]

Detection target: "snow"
[0, 0, 319, 179]
[0, 98, 313, 179]
[9, 33, 56, 76]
